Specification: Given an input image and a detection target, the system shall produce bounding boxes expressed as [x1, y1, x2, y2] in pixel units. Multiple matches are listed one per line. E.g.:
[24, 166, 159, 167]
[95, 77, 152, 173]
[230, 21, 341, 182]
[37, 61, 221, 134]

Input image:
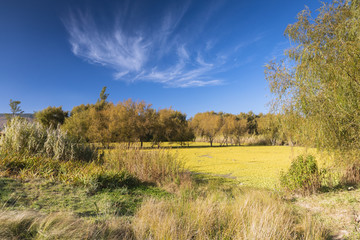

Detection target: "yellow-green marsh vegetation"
[174, 145, 317, 188]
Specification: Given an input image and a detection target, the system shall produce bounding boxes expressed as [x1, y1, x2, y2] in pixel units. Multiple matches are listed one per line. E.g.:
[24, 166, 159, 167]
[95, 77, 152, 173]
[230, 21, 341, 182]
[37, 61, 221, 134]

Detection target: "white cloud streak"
[64, 2, 261, 88]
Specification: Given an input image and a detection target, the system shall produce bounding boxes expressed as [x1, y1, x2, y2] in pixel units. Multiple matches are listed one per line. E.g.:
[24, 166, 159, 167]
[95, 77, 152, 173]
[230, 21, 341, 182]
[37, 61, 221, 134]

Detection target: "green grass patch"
[0, 177, 171, 219]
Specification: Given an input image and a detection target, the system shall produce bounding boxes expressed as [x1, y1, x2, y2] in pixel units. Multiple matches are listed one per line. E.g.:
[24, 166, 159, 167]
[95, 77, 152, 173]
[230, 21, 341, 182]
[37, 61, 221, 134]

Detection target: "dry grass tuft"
[0, 210, 135, 240]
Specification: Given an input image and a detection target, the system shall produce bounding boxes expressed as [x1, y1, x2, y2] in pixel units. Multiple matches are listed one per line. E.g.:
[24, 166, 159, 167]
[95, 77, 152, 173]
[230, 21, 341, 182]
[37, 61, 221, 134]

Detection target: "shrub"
[280, 154, 321, 195]
[0, 117, 96, 162]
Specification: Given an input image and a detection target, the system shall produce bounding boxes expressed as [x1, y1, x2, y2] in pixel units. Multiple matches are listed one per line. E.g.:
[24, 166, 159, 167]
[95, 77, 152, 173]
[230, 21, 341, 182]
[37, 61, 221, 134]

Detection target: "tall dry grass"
[0, 189, 329, 240]
[0, 117, 96, 162]
[241, 135, 272, 146]
[0, 210, 135, 240]
[133, 190, 329, 240]
[107, 145, 190, 186]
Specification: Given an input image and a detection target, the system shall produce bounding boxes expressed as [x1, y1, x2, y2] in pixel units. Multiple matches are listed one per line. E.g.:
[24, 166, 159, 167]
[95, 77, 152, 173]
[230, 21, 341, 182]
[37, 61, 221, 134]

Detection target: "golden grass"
[106, 146, 190, 187]
[173, 145, 322, 189]
[133, 189, 329, 240]
[0, 210, 135, 240]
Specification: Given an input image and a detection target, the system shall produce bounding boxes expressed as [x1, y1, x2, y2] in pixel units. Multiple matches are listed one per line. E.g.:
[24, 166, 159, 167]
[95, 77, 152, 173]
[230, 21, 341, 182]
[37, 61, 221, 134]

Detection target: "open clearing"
[172, 145, 317, 189]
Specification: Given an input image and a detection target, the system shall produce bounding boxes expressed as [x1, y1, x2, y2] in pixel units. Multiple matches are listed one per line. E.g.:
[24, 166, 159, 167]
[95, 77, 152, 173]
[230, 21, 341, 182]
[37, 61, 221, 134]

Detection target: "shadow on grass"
[0, 177, 171, 218]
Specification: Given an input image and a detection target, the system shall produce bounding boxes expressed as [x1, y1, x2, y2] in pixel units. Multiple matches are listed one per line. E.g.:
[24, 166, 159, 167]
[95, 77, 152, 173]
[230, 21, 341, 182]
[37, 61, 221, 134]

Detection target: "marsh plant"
[0, 117, 96, 162]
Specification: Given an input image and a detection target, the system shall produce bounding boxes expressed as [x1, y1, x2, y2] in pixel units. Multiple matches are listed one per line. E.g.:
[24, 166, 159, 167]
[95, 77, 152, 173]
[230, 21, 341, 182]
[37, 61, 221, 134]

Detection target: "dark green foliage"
[88, 170, 139, 193]
[34, 106, 69, 129]
[280, 155, 320, 195]
[246, 111, 258, 135]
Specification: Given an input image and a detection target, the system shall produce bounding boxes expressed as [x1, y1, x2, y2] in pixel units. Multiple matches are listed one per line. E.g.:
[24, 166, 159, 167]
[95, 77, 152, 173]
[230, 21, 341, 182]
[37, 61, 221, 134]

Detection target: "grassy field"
[172, 145, 319, 189]
[0, 141, 339, 239]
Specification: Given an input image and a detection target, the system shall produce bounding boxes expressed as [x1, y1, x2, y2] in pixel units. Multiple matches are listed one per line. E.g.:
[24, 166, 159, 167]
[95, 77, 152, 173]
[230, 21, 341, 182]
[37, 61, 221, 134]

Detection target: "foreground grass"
[0, 177, 330, 240]
[134, 189, 329, 239]
[0, 178, 169, 218]
[295, 187, 360, 239]
[0, 143, 333, 239]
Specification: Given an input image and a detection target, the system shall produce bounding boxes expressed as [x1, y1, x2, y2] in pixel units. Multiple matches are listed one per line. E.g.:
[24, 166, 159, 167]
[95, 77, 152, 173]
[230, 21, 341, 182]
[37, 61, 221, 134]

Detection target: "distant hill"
[0, 114, 34, 130]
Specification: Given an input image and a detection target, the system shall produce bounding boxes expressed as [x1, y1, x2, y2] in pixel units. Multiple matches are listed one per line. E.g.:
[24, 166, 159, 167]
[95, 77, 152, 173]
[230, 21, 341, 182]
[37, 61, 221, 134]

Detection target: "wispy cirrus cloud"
[64, 1, 262, 88]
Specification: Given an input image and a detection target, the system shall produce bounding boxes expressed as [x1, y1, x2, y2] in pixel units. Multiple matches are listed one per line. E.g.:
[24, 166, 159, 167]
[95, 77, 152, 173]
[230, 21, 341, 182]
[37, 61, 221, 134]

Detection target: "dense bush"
[0, 117, 96, 162]
[280, 155, 321, 195]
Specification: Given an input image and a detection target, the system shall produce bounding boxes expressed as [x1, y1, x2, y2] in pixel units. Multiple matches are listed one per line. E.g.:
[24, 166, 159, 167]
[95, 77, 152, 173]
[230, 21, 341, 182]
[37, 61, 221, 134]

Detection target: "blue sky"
[0, 0, 322, 117]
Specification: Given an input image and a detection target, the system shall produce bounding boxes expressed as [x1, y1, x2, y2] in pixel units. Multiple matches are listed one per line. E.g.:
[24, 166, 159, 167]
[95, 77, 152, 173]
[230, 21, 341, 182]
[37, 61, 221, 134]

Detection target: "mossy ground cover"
[172, 145, 320, 189]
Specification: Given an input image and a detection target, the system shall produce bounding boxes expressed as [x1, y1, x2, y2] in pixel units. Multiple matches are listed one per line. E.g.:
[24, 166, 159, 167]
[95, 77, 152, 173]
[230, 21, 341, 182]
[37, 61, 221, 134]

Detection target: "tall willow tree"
[265, 0, 360, 163]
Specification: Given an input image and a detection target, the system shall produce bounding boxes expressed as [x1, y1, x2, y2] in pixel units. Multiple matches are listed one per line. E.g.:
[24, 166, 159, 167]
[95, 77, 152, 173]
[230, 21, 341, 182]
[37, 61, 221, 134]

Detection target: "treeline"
[31, 87, 295, 147]
[192, 111, 280, 146]
[63, 99, 193, 147]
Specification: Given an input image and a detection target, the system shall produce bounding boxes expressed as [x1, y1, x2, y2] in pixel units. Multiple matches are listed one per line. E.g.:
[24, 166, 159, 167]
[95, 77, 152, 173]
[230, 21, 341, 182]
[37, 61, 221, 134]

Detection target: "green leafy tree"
[257, 114, 282, 145]
[35, 106, 69, 129]
[62, 109, 91, 141]
[265, 0, 360, 162]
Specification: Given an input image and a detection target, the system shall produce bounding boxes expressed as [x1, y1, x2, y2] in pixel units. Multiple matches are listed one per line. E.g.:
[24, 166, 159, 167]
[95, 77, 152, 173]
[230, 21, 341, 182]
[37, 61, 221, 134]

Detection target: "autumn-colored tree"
[220, 115, 236, 146]
[192, 112, 222, 147]
[86, 106, 112, 145]
[232, 117, 247, 146]
[136, 103, 157, 147]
